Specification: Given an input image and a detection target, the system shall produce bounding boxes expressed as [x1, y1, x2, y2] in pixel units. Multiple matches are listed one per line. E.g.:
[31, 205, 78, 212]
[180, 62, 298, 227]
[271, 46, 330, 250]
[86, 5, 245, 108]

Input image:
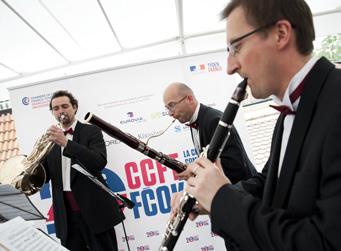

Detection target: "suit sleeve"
[210, 109, 341, 251]
[63, 125, 107, 174]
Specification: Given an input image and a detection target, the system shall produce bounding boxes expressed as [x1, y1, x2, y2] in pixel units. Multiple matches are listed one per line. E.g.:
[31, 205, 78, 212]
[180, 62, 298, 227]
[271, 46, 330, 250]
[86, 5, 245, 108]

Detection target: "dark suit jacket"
[194, 104, 256, 183]
[210, 57, 341, 250]
[43, 121, 124, 242]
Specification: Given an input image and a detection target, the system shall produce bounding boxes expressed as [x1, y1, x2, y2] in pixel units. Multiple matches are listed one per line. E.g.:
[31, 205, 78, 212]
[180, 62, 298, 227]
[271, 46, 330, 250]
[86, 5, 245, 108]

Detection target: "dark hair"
[49, 90, 78, 111]
[221, 0, 315, 55]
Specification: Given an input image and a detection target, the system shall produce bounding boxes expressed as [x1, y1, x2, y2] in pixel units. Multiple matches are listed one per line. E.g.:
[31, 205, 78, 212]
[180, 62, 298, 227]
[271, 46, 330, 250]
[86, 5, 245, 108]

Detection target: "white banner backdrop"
[9, 50, 252, 251]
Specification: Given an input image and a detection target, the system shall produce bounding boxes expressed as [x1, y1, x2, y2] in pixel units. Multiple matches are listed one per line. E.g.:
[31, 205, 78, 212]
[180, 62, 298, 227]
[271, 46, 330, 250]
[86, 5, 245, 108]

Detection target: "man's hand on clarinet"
[185, 157, 231, 213]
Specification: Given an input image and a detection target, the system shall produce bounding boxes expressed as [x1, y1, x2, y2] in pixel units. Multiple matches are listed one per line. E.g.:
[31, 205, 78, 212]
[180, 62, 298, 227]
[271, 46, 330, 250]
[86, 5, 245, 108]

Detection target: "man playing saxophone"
[43, 90, 124, 251]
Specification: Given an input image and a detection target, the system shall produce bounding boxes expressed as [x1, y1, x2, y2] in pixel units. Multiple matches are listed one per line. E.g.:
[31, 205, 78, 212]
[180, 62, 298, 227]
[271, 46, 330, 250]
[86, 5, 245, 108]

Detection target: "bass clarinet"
[84, 114, 186, 173]
[159, 79, 248, 251]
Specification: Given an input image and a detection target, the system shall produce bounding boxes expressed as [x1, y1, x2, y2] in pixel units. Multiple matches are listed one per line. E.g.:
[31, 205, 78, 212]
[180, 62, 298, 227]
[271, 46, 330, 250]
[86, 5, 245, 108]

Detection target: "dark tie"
[64, 128, 73, 135]
[186, 121, 198, 130]
[269, 76, 307, 115]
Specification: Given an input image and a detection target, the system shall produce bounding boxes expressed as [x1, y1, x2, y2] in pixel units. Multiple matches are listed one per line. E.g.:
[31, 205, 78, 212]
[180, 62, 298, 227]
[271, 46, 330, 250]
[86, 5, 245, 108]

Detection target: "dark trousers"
[63, 210, 118, 251]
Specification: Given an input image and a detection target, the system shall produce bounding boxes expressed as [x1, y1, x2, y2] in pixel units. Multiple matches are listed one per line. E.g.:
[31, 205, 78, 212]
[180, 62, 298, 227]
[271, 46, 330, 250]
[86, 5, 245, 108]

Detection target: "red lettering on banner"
[141, 159, 156, 186]
[125, 161, 141, 189]
[125, 153, 181, 189]
[155, 162, 167, 183]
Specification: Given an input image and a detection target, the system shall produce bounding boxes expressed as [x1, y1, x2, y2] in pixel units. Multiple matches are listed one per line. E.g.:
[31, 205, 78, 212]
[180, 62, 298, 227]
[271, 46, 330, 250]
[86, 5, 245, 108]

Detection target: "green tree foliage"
[314, 34, 341, 61]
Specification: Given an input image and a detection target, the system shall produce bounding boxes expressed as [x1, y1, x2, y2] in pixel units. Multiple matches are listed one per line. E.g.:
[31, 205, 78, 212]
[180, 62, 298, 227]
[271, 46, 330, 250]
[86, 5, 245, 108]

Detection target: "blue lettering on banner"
[130, 182, 184, 219]
[183, 148, 198, 164]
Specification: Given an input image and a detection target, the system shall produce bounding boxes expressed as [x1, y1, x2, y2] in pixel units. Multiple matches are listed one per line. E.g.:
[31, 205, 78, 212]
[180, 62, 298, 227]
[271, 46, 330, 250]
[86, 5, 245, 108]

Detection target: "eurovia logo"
[120, 112, 146, 125]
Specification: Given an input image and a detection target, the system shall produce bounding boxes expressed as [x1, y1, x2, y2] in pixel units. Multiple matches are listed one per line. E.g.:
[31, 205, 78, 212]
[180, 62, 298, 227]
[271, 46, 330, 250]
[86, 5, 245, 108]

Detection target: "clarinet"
[84, 113, 186, 173]
[159, 79, 248, 251]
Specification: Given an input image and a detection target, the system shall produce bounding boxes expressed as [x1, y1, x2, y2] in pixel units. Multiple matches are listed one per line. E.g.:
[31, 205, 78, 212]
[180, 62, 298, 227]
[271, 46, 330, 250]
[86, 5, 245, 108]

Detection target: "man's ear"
[274, 20, 293, 50]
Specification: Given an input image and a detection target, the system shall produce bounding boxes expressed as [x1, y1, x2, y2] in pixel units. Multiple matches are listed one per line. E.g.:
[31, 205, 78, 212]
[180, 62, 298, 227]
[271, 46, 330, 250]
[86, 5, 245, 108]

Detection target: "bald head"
[163, 82, 198, 123]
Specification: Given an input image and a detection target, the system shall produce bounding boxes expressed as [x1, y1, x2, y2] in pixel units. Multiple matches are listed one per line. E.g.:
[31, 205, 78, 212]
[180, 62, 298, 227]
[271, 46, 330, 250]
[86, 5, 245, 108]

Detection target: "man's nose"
[226, 53, 239, 75]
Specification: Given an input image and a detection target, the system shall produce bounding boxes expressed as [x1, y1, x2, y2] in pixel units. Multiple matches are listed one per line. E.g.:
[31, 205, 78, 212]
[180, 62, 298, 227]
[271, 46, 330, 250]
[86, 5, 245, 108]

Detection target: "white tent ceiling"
[0, 0, 340, 99]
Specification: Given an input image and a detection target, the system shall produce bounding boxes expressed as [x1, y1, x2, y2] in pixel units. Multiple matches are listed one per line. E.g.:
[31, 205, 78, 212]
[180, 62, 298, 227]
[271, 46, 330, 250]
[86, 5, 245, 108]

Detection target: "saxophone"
[159, 79, 248, 251]
[0, 114, 65, 195]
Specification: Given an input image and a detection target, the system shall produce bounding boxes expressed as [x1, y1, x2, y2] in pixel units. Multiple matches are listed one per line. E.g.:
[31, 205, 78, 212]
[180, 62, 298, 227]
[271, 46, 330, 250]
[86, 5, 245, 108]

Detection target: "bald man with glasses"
[163, 82, 256, 184]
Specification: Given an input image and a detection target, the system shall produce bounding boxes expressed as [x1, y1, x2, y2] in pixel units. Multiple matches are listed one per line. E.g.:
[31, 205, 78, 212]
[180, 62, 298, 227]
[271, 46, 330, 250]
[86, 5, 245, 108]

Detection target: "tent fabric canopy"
[0, 0, 340, 92]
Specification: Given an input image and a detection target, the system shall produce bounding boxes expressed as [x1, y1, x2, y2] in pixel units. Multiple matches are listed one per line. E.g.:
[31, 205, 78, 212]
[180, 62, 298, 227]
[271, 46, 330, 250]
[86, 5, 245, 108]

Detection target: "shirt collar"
[190, 103, 200, 123]
[64, 119, 77, 132]
[272, 56, 318, 111]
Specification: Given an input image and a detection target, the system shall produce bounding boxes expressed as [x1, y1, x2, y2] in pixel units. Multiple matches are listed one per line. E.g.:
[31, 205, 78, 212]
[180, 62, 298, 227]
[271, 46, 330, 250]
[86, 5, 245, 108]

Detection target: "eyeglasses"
[227, 21, 277, 56]
[165, 96, 187, 111]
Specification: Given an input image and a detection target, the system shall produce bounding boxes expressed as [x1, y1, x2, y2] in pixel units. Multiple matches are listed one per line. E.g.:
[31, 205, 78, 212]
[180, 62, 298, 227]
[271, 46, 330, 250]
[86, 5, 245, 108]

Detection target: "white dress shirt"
[271, 57, 318, 177]
[61, 120, 77, 191]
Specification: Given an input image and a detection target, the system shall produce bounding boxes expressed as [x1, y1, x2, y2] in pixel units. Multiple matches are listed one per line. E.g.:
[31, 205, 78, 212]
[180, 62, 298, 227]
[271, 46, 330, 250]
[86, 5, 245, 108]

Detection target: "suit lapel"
[196, 104, 208, 146]
[70, 121, 81, 182]
[272, 58, 334, 207]
[262, 114, 285, 207]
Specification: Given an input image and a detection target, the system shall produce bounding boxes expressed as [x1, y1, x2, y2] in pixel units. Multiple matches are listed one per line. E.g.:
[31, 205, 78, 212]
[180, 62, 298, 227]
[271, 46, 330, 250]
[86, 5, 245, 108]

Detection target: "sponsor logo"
[150, 111, 169, 119]
[137, 130, 163, 141]
[186, 235, 199, 243]
[174, 124, 190, 133]
[137, 245, 150, 251]
[105, 139, 121, 146]
[196, 220, 209, 228]
[22, 97, 30, 105]
[189, 62, 222, 74]
[201, 245, 214, 251]
[189, 64, 206, 73]
[22, 93, 53, 109]
[207, 62, 222, 72]
[146, 230, 159, 238]
[122, 235, 135, 242]
[120, 112, 146, 125]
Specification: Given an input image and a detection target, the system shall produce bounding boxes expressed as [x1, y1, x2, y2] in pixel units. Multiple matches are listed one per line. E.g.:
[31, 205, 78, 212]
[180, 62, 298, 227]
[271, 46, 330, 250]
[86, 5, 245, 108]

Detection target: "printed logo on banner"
[189, 62, 222, 74]
[137, 245, 150, 251]
[150, 111, 169, 119]
[122, 235, 135, 242]
[174, 124, 190, 133]
[105, 138, 121, 146]
[201, 245, 214, 251]
[186, 235, 199, 243]
[146, 230, 159, 238]
[207, 62, 222, 72]
[189, 64, 206, 74]
[120, 112, 146, 125]
[22, 97, 30, 105]
[21, 93, 53, 109]
[196, 220, 209, 228]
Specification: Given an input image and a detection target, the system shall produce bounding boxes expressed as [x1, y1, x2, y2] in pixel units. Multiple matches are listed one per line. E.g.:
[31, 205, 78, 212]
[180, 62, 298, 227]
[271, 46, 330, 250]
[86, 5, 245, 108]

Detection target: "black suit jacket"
[194, 104, 256, 183]
[43, 121, 124, 241]
[210, 58, 341, 250]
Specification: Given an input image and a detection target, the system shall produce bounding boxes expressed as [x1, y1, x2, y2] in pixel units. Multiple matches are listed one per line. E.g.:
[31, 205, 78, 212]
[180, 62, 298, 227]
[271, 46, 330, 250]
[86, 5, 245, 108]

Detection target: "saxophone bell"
[0, 121, 61, 195]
